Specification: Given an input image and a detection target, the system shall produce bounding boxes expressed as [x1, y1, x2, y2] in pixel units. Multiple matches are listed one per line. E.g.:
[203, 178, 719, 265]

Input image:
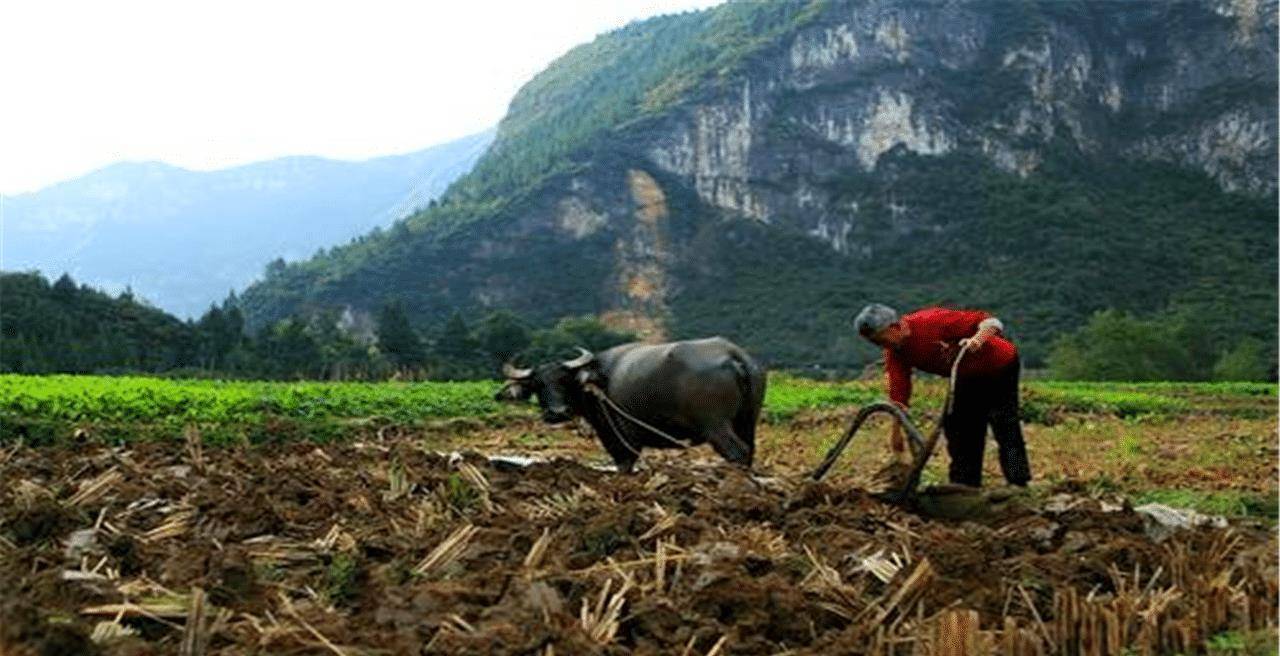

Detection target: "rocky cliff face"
[241, 0, 1277, 366]
[640, 0, 1275, 236]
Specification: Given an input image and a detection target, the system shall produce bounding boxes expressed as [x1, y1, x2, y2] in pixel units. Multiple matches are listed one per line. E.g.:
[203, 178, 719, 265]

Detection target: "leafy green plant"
[441, 473, 479, 513]
[1202, 629, 1277, 656]
[1, 375, 1271, 445]
[323, 553, 360, 606]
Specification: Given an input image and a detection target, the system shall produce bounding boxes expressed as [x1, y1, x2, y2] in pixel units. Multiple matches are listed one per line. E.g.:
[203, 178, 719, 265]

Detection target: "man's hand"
[890, 422, 911, 464]
[960, 318, 1003, 354]
[959, 333, 987, 352]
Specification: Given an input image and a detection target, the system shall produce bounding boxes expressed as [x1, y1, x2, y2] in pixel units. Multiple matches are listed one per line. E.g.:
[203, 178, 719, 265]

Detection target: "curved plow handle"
[809, 402, 927, 482]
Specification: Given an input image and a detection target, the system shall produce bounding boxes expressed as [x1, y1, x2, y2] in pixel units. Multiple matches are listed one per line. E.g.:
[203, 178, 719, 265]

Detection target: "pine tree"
[475, 311, 531, 367]
[376, 302, 426, 369]
[51, 273, 77, 299]
[436, 311, 480, 361]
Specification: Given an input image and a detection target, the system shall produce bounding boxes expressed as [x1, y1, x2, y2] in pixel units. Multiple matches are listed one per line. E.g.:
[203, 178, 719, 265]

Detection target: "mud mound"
[0, 440, 1274, 654]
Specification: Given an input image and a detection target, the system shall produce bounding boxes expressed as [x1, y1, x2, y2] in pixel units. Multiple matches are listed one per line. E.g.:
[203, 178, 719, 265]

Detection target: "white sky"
[0, 0, 723, 195]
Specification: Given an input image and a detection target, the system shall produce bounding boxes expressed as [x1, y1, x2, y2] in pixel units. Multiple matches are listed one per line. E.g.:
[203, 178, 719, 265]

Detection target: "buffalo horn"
[503, 362, 534, 379]
[562, 347, 595, 369]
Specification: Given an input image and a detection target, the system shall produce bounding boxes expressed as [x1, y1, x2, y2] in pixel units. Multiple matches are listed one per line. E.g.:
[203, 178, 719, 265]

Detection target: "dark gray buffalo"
[495, 337, 766, 472]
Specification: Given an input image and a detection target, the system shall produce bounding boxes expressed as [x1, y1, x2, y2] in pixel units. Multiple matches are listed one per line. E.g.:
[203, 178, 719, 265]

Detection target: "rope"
[578, 340, 973, 493]
[890, 340, 974, 499]
[945, 339, 973, 415]
[595, 391, 642, 458]
[582, 382, 692, 452]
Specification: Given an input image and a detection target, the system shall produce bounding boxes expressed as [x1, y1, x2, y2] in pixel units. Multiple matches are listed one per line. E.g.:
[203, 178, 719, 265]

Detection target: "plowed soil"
[1, 439, 1275, 655]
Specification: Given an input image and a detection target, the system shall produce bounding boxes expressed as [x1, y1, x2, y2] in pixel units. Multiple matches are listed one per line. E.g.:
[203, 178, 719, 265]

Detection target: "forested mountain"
[233, 0, 1277, 370]
[0, 271, 636, 380]
[2, 129, 493, 318]
[0, 272, 194, 374]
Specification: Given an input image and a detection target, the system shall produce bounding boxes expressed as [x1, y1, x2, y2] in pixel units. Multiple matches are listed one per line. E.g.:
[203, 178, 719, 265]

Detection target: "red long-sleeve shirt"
[885, 307, 1018, 407]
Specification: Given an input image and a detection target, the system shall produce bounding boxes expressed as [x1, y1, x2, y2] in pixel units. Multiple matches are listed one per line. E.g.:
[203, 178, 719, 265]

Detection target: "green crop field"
[0, 374, 1272, 445]
[7, 373, 1274, 522]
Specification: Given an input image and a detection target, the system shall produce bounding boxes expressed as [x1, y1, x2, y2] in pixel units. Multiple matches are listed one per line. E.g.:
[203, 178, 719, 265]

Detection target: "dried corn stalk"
[414, 524, 479, 577]
[383, 460, 415, 502]
[90, 621, 139, 644]
[801, 545, 864, 619]
[854, 547, 905, 584]
[523, 528, 553, 570]
[68, 468, 123, 507]
[580, 577, 632, 645]
[179, 587, 209, 656]
[456, 462, 497, 512]
[521, 484, 598, 519]
[314, 524, 356, 553]
[143, 509, 196, 543]
[639, 503, 679, 541]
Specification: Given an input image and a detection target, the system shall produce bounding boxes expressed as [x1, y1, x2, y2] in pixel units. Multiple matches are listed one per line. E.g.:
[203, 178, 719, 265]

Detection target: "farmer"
[853, 303, 1031, 487]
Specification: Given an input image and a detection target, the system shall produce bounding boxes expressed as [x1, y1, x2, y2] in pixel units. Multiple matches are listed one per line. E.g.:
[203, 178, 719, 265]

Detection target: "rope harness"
[581, 381, 692, 457]
[552, 339, 973, 502]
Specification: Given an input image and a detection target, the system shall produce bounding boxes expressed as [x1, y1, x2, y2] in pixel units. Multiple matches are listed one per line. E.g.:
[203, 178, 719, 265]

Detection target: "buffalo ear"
[575, 369, 596, 386]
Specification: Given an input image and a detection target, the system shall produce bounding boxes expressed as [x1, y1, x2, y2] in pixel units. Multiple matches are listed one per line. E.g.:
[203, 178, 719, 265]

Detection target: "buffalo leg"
[707, 423, 753, 468]
[731, 407, 759, 467]
[597, 430, 639, 474]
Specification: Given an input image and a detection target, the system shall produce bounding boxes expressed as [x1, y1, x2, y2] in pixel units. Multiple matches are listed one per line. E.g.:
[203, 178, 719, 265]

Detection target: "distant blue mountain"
[1, 129, 493, 318]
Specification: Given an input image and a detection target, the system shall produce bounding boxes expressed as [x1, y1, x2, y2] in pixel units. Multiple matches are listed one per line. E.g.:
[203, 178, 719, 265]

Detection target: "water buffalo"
[495, 337, 766, 472]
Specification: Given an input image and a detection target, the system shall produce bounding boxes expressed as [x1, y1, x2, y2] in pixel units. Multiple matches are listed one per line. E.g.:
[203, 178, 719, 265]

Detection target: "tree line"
[2, 271, 1272, 381]
[1048, 309, 1275, 382]
[0, 272, 633, 380]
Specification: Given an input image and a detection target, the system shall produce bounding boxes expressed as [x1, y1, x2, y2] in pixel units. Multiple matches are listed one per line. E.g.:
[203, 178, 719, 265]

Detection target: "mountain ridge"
[2, 129, 494, 317]
[238, 0, 1278, 368]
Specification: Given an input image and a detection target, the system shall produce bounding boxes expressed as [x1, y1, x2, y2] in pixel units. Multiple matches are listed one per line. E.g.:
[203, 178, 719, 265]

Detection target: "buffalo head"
[494, 348, 598, 424]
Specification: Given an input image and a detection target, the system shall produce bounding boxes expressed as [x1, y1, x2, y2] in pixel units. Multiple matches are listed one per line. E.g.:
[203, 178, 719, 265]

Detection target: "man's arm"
[885, 349, 912, 459]
[937, 309, 1003, 352]
[885, 348, 912, 408]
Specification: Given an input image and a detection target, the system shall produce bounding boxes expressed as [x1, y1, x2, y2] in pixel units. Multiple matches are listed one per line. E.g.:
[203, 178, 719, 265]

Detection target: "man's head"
[853, 303, 908, 348]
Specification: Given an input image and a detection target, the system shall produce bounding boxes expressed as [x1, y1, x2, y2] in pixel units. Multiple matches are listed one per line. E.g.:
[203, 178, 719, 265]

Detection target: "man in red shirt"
[853, 303, 1031, 487]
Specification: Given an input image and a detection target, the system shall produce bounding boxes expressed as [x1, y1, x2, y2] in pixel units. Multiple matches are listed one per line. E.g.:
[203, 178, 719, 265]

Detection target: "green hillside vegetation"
[234, 0, 1276, 372]
[452, 1, 823, 207]
[5, 267, 1271, 382]
[1050, 310, 1276, 381]
[668, 151, 1277, 370]
[235, 2, 829, 329]
[0, 272, 635, 380]
[240, 146, 1276, 375]
[0, 273, 193, 373]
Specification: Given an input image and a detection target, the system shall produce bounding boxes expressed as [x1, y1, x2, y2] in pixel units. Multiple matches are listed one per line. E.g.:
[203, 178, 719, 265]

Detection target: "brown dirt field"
[440, 409, 1279, 500]
[1, 433, 1275, 655]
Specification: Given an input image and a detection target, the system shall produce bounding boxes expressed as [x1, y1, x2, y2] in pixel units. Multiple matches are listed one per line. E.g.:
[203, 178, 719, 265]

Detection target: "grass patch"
[1107, 433, 1146, 464]
[323, 553, 360, 607]
[1133, 489, 1278, 520]
[763, 375, 882, 422]
[1204, 629, 1278, 656]
[442, 473, 480, 513]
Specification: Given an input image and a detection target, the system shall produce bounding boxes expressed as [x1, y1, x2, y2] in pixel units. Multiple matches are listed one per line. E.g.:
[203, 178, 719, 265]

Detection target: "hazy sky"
[0, 0, 722, 195]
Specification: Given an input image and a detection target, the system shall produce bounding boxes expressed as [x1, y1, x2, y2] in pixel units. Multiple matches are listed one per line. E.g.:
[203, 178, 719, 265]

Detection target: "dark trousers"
[943, 357, 1031, 487]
